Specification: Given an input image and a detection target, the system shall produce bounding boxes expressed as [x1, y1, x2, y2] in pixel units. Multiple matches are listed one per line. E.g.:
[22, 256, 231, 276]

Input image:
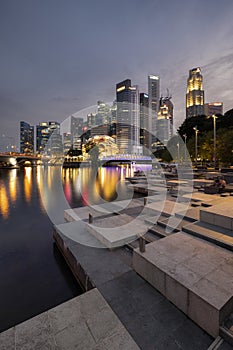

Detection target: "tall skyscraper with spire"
[186, 67, 204, 118]
[148, 75, 160, 145]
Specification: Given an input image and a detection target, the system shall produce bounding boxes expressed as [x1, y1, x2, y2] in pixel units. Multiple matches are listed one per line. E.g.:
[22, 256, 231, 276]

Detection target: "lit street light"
[210, 115, 218, 169]
[177, 143, 180, 164]
[193, 126, 199, 167]
[183, 134, 187, 164]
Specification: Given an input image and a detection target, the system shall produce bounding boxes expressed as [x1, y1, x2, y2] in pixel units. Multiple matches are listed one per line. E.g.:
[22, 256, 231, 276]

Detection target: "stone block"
[215, 215, 232, 230]
[188, 291, 219, 337]
[200, 210, 215, 225]
[165, 275, 188, 314]
[133, 252, 166, 295]
[0, 327, 15, 350]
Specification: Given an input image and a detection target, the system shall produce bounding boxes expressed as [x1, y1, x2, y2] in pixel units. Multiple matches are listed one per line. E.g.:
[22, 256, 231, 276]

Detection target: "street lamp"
[193, 126, 199, 167]
[183, 134, 187, 164]
[210, 115, 218, 169]
[177, 143, 180, 163]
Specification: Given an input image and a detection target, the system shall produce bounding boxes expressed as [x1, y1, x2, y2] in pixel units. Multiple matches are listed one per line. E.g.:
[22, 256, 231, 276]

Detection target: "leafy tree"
[177, 109, 233, 166]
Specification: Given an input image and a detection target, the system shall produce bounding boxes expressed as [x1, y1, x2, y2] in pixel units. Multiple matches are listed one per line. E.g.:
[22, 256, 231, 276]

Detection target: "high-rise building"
[20, 121, 34, 154]
[63, 132, 72, 155]
[139, 93, 149, 149]
[87, 113, 96, 129]
[116, 79, 141, 154]
[157, 95, 173, 145]
[204, 102, 223, 116]
[71, 116, 83, 149]
[109, 101, 117, 139]
[88, 101, 111, 137]
[186, 67, 204, 118]
[148, 74, 160, 143]
[36, 121, 61, 155]
[97, 101, 110, 125]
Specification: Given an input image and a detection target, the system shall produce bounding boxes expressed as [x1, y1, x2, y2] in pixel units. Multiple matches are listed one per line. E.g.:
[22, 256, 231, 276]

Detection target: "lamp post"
[193, 126, 199, 167]
[212, 115, 218, 169]
[177, 143, 180, 164]
[183, 133, 187, 164]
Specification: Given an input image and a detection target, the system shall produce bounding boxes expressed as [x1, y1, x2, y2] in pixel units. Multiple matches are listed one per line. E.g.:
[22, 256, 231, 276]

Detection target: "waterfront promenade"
[1, 177, 233, 349]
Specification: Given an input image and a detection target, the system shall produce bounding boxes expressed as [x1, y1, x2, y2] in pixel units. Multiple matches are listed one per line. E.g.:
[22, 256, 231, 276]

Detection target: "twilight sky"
[1, 0, 233, 149]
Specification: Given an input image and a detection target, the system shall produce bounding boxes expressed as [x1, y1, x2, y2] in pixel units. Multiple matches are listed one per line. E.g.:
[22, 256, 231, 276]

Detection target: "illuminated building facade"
[36, 121, 62, 155]
[204, 102, 223, 116]
[148, 74, 160, 143]
[139, 93, 149, 150]
[20, 121, 34, 154]
[63, 132, 72, 155]
[157, 96, 173, 145]
[71, 116, 83, 149]
[186, 67, 204, 118]
[97, 101, 110, 125]
[116, 79, 141, 154]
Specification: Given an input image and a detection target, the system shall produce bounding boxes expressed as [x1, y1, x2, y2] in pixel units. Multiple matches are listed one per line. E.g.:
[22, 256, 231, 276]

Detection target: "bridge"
[0, 153, 42, 168]
[99, 154, 152, 164]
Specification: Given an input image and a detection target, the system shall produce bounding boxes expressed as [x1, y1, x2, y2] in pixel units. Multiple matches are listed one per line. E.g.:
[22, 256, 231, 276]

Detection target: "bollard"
[89, 213, 93, 224]
[144, 197, 147, 206]
[139, 236, 145, 252]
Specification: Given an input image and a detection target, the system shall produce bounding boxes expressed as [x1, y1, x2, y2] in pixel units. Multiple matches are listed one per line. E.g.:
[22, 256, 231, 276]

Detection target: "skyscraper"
[71, 116, 83, 149]
[63, 132, 72, 155]
[36, 121, 61, 155]
[204, 102, 223, 116]
[186, 67, 204, 118]
[148, 74, 160, 144]
[116, 79, 140, 154]
[139, 93, 149, 149]
[20, 121, 34, 154]
[97, 101, 110, 125]
[157, 95, 173, 145]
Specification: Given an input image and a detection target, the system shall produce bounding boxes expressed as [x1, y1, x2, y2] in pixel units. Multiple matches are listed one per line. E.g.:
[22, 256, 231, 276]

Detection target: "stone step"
[144, 215, 170, 238]
[125, 231, 160, 252]
[200, 199, 233, 230]
[175, 207, 200, 222]
[157, 216, 194, 233]
[182, 222, 233, 252]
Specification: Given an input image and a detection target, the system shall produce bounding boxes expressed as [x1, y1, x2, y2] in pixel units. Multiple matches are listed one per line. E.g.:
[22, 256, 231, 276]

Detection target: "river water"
[0, 164, 150, 332]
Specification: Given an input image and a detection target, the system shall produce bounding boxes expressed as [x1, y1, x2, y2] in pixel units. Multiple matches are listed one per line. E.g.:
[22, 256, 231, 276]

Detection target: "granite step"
[175, 207, 200, 222]
[157, 216, 195, 233]
[182, 221, 233, 251]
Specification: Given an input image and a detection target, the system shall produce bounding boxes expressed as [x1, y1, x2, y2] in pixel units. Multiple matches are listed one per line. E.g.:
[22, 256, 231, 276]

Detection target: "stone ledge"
[133, 233, 233, 337]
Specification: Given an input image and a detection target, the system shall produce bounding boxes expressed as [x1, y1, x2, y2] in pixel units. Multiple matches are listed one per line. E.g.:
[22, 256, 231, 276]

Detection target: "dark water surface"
[0, 164, 151, 332]
[0, 167, 82, 332]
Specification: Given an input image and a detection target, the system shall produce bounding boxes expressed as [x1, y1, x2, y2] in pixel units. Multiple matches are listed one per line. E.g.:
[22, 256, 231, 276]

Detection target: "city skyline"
[1, 0, 233, 147]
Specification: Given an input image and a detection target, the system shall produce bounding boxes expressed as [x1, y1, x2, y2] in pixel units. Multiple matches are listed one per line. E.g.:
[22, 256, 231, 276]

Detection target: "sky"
[1, 0, 233, 149]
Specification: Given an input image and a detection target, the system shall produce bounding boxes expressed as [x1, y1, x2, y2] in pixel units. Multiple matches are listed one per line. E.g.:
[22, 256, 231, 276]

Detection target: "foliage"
[177, 109, 233, 165]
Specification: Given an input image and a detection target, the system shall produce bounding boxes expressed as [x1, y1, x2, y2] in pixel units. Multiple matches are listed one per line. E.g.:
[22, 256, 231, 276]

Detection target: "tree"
[177, 109, 233, 166]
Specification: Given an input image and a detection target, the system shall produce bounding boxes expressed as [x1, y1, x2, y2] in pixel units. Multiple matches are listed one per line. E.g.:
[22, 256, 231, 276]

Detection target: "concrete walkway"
[2, 195, 233, 349]
[0, 289, 139, 350]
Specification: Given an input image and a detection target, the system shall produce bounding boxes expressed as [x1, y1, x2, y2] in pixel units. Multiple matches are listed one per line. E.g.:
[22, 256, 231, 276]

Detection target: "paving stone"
[0, 289, 139, 350]
[93, 325, 139, 350]
[54, 321, 96, 349]
[0, 327, 15, 350]
[48, 298, 84, 334]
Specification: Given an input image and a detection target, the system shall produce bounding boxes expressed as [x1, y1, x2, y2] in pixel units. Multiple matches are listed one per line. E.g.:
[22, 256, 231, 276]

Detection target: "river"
[0, 163, 150, 332]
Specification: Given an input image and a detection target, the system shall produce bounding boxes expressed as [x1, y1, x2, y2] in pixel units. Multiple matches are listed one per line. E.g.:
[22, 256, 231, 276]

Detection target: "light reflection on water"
[0, 165, 84, 332]
[0, 164, 152, 221]
[62, 164, 151, 208]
